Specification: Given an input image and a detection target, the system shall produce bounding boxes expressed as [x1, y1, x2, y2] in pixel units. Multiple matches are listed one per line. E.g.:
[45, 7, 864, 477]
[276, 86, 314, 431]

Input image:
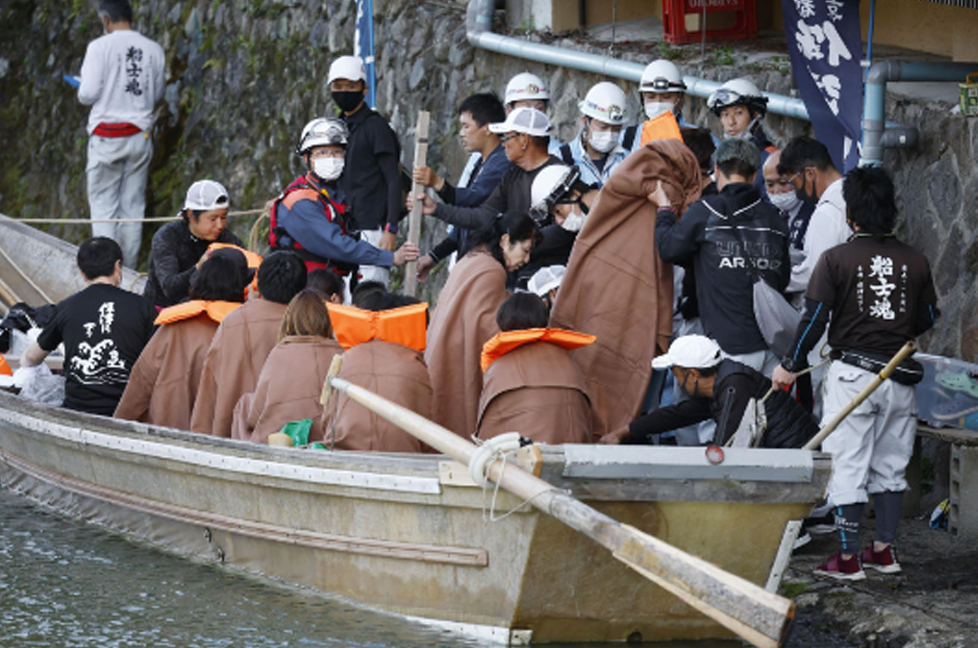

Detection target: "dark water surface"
[0, 488, 737, 647]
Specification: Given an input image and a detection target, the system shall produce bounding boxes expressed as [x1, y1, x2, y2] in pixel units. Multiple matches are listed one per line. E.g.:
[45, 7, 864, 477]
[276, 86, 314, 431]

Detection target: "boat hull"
[0, 392, 828, 644]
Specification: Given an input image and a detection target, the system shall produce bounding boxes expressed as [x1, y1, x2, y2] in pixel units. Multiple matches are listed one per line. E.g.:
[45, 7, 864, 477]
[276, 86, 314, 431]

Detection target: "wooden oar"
[327, 376, 795, 648]
[802, 340, 917, 451]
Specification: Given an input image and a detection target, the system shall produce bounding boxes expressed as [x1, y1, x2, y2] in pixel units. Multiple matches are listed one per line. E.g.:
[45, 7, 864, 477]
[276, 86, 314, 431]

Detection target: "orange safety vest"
[154, 300, 243, 326]
[639, 111, 682, 147]
[326, 302, 429, 352]
[0, 353, 12, 376]
[480, 328, 597, 372]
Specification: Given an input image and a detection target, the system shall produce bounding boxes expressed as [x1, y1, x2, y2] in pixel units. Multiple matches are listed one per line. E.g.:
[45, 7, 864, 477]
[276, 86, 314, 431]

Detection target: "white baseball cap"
[527, 265, 566, 296]
[488, 107, 551, 137]
[328, 55, 366, 85]
[184, 180, 230, 211]
[651, 335, 722, 370]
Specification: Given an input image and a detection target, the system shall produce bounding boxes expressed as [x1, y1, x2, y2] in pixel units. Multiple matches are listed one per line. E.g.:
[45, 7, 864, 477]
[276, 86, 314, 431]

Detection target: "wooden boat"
[0, 216, 830, 644]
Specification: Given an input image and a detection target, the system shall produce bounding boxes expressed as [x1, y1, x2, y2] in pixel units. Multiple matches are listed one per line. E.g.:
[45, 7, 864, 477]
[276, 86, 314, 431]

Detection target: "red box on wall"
[662, 0, 758, 45]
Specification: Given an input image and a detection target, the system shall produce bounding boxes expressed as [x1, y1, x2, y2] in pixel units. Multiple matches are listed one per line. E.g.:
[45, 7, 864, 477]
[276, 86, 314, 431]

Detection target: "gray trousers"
[86, 133, 153, 268]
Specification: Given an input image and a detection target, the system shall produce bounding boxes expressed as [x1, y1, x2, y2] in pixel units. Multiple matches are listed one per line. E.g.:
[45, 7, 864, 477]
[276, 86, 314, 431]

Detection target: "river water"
[0, 488, 737, 647]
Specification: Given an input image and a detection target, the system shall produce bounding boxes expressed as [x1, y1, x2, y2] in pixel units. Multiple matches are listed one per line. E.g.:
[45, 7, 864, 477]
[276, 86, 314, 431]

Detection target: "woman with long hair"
[231, 289, 343, 443]
[425, 210, 541, 437]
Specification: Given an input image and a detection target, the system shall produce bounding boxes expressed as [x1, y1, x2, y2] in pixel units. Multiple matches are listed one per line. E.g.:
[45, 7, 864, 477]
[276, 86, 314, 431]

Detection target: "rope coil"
[468, 432, 522, 487]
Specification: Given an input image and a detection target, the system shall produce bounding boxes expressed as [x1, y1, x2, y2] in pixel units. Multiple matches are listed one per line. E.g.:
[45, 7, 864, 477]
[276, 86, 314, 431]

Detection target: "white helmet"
[639, 60, 687, 94]
[296, 117, 348, 155]
[707, 78, 768, 117]
[579, 82, 627, 125]
[505, 72, 550, 105]
[530, 165, 581, 221]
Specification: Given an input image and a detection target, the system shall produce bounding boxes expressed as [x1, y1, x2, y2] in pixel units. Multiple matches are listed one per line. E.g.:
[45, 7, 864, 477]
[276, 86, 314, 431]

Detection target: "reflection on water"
[0, 488, 737, 647]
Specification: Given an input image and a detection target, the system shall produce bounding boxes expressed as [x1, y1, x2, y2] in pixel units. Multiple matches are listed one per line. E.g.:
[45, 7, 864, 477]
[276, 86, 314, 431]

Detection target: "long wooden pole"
[327, 376, 795, 648]
[803, 340, 917, 451]
[403, 111, 430, 297]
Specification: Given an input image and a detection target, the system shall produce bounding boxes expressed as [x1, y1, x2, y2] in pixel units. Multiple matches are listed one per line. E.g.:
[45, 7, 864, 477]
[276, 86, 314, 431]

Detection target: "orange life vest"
[639, 111, 682, 146]
[0, 354, 12, 376]
[154, 300, 242, 326]
[481, 328, 597, 372]
[326, 302, 429, 352]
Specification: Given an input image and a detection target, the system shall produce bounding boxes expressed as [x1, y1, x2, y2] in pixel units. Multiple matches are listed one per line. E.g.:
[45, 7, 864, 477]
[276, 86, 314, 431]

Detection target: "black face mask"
[795, 173, 818, 205]
[331, 90, 364, 114]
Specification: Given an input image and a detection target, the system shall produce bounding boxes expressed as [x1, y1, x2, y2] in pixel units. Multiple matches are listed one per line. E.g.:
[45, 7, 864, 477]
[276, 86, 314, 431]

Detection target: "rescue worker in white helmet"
[556, 82, 630, 188]
[529, 164, 598, 235]
[268, 117, 418, 285]
[706, 78, 778, 197]
[626, 59, 687, 150]
[504, 71, 565, 155]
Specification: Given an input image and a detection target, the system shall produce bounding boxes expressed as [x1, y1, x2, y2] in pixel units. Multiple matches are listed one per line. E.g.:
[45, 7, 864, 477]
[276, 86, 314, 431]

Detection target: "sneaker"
[793, 531, 812, 551]
[861, 545, 902, 574]
[803, 513, 836, 535]
[814, 552, 866, 581]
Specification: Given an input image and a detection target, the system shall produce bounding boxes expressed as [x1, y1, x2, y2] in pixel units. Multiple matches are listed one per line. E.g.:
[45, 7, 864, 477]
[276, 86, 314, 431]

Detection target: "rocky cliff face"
[1, 0, 975, 359]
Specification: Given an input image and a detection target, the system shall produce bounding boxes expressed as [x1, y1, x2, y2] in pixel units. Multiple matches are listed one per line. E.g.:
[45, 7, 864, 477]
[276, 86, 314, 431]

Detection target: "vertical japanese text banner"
[355, 0, 377, 109]
[782, 0, 862, 171]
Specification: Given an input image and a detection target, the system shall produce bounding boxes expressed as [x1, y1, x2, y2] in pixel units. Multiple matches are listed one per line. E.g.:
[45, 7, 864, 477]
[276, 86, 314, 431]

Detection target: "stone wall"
[1, 0, 976, 360]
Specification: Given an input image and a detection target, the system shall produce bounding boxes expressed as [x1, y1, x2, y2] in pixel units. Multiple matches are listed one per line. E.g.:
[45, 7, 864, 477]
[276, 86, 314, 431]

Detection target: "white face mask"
[644, 101, 675, 120]
[769, 190, 801, 214]
[560, 207, 586, 232]
[587, 130, 618, 154]
[313, 157, 344, 181]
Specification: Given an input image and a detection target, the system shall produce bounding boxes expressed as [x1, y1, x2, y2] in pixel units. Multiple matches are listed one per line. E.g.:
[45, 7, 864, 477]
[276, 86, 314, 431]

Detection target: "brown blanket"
[549, 138, 702, 438]
[190, 299, 287, 437]
[230, 335, 343, 444]
[330, 340, 430, 452]
[425, 250, 508, 437]
[114, 313, 218, 429]
[478, 341, 592, 444]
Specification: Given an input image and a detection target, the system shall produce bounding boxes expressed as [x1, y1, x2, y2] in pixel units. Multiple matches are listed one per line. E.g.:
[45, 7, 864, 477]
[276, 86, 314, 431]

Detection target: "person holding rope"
[600, 335, 818, 448]
[143, 180, 243, 309]
[772, 166, 940, 581]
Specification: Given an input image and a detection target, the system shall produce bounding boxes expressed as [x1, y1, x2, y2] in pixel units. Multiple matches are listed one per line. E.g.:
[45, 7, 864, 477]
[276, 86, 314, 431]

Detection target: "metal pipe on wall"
[465, 0, 811, 121]
[861, 60, 978, 166]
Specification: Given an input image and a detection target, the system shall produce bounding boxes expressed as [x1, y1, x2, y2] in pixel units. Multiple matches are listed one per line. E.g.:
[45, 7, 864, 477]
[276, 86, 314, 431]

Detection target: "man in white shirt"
[777, 136, 849, 294]
[78, 0, 165, 268]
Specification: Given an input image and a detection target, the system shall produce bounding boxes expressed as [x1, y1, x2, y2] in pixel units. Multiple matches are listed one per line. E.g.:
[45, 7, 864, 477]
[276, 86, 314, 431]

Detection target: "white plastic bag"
[16, 363, 65, 407]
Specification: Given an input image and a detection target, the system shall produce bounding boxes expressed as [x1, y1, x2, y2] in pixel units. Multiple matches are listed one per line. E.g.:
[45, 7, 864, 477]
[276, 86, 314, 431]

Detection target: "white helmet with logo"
[296, 117, 348, 156]
[639, 59, 687, 94]
[505, 72, 550, 105]
[579, 82, 627, 126]
[707, 78, 768, 117]
[529, 165, 581, 221]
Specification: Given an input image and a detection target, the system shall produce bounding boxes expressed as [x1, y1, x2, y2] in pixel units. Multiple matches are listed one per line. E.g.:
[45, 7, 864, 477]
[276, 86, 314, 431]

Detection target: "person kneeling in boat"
[269, 117, 418, 287]
[143, 180, 244, 309]
[231, 289, 344, 444]
[326, 291, 432, 452]
[600, 335, 817, 448]
[114, 248, 253, 429]
[21, 237, 157, 416]
[426, 210, 541, 438]
[478, 293, 595, 444]
[191, 251, 308, 437]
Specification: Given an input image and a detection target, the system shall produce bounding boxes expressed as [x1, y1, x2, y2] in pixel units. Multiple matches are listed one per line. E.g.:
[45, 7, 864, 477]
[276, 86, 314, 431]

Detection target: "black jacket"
[656, 183, 790, 354]
[624, 360, 818, 448]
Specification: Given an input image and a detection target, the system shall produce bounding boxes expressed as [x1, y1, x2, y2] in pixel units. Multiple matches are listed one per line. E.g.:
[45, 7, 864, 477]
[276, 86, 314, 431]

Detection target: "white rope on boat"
[468, 432, 522, 487]
[10, 208, 265, 225]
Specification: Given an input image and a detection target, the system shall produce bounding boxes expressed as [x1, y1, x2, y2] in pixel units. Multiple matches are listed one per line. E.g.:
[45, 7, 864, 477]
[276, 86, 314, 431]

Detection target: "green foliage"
[780, 581, 811, 598]
[658, 41, 681, 61]
[713, 46, 735, 67]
